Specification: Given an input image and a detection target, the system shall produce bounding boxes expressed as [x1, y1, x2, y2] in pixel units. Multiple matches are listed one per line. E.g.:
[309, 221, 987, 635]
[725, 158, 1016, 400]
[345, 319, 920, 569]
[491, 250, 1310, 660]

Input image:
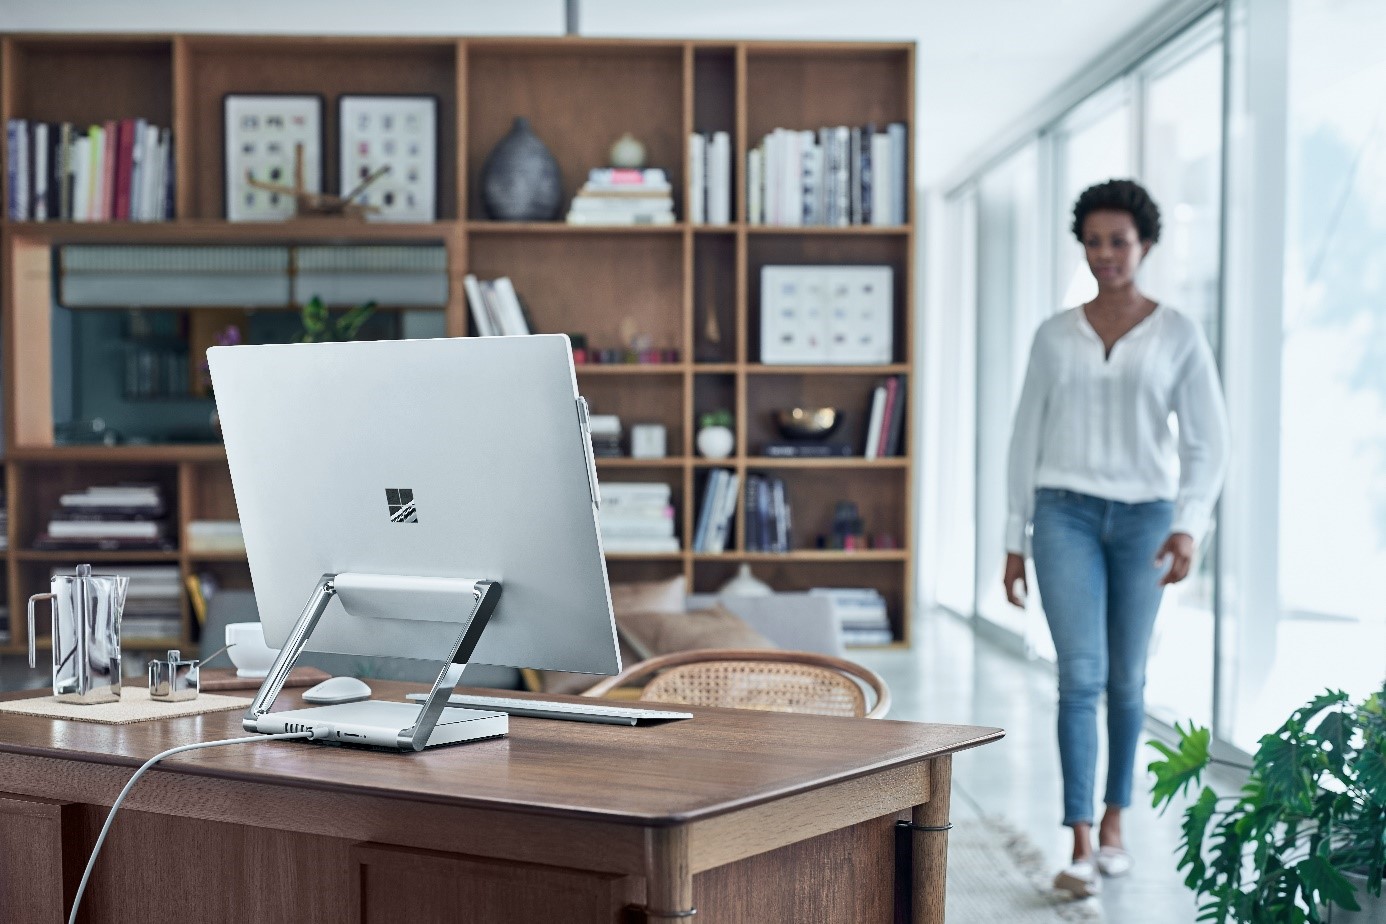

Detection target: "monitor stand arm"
[242, 574, 502, 751]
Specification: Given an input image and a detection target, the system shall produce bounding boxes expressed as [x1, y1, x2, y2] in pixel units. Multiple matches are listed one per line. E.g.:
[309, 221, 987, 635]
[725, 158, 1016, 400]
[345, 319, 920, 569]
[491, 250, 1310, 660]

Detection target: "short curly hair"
[1071, 179, 1161, 244]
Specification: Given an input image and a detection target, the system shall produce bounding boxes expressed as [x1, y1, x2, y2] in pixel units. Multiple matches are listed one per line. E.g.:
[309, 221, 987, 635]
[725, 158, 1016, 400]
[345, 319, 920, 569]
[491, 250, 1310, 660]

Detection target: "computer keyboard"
[404, 692, 693, 726]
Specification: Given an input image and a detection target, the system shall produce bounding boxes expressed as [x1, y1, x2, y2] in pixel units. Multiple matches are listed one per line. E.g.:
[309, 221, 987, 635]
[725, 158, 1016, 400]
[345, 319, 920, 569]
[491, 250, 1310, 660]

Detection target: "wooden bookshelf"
[0, 34, 916, 660]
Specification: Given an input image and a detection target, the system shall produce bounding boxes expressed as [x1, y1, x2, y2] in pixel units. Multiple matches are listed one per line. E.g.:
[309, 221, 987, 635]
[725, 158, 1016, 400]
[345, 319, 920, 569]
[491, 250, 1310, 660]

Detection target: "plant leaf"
[1301, 854, 1362, 912]
[1149, 722, 1212, 811]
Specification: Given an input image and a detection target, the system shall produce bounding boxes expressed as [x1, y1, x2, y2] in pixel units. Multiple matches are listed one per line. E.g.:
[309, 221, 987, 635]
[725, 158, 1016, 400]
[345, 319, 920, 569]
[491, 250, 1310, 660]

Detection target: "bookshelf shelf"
[465, 222, 685, 235]
[576, 365, 688, 376]
[745, 457, 909, 469]
[744, 364, 911, 376]
[0, 32, 916, 653]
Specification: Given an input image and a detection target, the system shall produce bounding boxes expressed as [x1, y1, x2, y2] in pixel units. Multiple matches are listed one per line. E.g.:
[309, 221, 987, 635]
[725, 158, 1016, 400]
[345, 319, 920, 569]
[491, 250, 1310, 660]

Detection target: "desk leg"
[912, 755, 953, 924]
[643, 826, 694, 922]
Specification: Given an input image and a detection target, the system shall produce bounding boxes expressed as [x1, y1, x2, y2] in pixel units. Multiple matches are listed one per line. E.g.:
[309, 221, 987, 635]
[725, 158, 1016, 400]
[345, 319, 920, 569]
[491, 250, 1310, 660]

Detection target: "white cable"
[68, 730, 314, 924]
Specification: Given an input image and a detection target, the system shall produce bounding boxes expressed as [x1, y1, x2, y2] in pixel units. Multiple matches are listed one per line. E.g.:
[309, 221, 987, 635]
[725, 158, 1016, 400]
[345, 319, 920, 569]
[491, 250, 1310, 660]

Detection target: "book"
[876, 376, 899, 458]
[688, 132, 706, 224]
[569, 196, 675, 213]
[587, 167, 668, 186]
[884, 374, 907, 456]
[32, 122, 48, 221]
[708, 131, 731, 225]
[870, 131, 892, 227]
[565, 211, 675, 226]
[490, 277, 531, 335]
[762, 442, 855, 458]
[48, 520, 163, 539]
[463, 274, 496, 336]
[860, 123, 874, 225]
[747, 146, 763, 225]
[849, 126, 861, 225]
[887, 122, 908, 224]
[602, 537, 680, 553]
[864, 384, 887, 459]
[114, 118, 135, 221]
[708, 470, 740, 553]
[693, 469, 724, 552]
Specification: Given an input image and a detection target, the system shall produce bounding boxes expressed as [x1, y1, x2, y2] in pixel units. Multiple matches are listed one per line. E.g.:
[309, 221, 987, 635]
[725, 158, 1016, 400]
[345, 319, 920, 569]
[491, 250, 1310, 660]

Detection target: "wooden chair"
[582, 648, 891, 719]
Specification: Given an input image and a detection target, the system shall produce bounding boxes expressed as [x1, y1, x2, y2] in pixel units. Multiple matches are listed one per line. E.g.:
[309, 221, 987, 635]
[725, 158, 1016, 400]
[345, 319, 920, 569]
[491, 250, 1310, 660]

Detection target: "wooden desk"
[0, 682, 1001, 923]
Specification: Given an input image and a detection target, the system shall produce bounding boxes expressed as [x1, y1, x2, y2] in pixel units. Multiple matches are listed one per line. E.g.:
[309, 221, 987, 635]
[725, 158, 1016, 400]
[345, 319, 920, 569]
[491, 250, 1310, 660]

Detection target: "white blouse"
[1005, 304, 1230, 555]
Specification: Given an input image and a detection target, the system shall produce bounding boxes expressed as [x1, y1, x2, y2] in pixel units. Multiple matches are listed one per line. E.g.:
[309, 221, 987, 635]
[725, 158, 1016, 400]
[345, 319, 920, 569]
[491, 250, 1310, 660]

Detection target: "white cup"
[225, 622, 279, 678]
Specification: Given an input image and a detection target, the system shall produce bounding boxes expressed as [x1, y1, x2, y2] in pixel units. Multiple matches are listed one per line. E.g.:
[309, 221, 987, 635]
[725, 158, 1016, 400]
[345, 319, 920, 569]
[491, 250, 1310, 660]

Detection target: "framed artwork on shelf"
[338, 95, 438, 222]
[760, 265, 894, 365]
[223, 93, 324, 221]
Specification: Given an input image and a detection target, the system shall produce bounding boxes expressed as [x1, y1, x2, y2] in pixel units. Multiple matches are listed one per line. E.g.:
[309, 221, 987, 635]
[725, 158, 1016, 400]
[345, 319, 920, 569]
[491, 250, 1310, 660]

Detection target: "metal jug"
[28, 564, 129, 704]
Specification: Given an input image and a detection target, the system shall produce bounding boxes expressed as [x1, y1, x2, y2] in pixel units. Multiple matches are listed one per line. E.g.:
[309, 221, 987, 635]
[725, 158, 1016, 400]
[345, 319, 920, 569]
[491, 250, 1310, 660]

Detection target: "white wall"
[0, 0, 565, 35]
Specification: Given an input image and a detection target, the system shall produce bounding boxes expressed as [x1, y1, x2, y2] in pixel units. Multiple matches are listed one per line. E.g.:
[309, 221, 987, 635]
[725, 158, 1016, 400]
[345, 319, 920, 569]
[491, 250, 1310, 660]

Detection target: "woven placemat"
[0, 687, 252, 725]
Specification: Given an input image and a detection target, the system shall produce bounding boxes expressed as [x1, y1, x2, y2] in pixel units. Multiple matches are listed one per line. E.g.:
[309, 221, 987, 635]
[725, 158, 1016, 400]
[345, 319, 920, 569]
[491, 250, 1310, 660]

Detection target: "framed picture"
[338, 95, 438, 222]
[223, 93, 324, 222]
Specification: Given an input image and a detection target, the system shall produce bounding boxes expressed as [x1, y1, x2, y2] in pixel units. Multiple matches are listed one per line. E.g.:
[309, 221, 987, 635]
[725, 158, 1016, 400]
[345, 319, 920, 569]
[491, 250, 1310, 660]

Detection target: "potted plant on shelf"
[1149, 682, 1386, 923]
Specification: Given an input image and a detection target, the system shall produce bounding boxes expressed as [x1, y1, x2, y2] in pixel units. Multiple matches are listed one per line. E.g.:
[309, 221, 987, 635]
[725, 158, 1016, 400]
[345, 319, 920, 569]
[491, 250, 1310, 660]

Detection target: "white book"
[871, 133, 892, 227]
[601, 519, 676, 539]
[49, 521, 160, 539]
[565, 211, 675, 226]
[832, 127, 851, 227]
[569, 196, 675, 212]
[490, 276, 530, 335]
[849, 126, 861, 226]
[864, 385, 887, 459]
[747, 146, 763, 225]
[602, 537, 680, 553]
[801, 140, 823, 226]
[16, 120, 30, 220]
[127, 119, 146, 221]
[603, 484, 671, 501]
[781, 129, 802, 227]
[710, 471, 740, 553]
[887, 122, 908, 225]
[462, 274, 496, 336]
[708, 131, 731, 225]
[32, 122, 48, 221]
[140, 125, 161, 221]
[688, 132, 706, 224]
[155, 128, 172, 220]
[87, 125, 105, 223]
[478, 281, 510, 336]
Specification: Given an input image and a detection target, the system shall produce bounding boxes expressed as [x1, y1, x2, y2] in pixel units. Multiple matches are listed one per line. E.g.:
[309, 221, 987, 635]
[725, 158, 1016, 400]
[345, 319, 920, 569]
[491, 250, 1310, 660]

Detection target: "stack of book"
[5, 117, 174, 221]
[113, 565, 184, 640]
[692, 469, 740, 553]
[35, 484, 171, 552]
[688, 131, 732, 225]
[864, 374, 908, 458]
[587, 414, 623, 458]
[747, 122, 908, 227]
[810, 587, 893, 646]
[186, 520, 245, 555]
[566, 168, 675, 226]
[600, 483, 679, 553]
[743, 474, 792, 552]
[462, 274, 534, 336]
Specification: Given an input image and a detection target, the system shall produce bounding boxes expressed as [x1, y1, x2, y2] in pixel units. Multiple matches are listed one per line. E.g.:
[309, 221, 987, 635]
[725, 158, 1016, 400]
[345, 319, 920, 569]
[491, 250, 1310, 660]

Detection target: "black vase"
[480, 117, 562, 221]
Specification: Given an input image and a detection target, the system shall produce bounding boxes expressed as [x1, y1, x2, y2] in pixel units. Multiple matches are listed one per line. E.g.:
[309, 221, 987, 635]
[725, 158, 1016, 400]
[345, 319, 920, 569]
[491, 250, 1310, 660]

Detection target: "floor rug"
[947, 814, 1104, 923]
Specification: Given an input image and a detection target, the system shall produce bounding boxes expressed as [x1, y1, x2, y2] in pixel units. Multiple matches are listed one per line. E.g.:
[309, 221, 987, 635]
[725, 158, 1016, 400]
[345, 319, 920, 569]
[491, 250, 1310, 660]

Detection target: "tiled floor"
[854, 609, 1235, 924]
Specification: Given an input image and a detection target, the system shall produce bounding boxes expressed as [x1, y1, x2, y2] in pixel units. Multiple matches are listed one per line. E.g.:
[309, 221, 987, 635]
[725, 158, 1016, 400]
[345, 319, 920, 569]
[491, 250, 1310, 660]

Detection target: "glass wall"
[1219, 0, 1386, 751]
[1137, 32, 1225, 730]
[936, 0, 1386, 756]
[971, 142, 1047, 646]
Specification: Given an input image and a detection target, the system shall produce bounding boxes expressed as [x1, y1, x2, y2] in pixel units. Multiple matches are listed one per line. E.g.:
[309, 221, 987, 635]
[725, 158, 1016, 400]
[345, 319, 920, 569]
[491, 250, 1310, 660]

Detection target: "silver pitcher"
[28, 565, 129, 704]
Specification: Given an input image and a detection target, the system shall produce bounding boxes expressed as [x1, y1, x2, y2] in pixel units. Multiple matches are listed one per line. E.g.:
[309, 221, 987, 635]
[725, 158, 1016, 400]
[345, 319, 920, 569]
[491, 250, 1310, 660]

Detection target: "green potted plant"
[296, 295, 377, 343]
[1149, 682, 1386, 922]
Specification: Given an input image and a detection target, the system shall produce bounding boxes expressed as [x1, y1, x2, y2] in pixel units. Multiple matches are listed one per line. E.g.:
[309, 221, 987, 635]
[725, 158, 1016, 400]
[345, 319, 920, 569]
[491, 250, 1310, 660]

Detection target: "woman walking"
[1003, 179, 1229, 898]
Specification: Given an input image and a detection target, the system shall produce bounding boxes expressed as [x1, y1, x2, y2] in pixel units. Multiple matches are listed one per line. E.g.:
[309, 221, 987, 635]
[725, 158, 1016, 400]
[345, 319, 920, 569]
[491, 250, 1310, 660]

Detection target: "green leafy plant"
[297, 295, 378, 343]
[1149, 682, 1386, 922]
[699, 409, 733, 430]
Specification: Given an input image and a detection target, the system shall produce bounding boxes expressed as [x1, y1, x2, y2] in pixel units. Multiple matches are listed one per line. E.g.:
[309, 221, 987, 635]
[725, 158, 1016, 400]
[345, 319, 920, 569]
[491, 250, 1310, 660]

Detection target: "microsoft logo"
[385, 488, 418, 524]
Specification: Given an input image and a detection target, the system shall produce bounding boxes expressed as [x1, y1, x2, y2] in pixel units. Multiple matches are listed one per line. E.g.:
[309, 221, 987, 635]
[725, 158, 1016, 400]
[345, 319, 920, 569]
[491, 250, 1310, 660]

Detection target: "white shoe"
[1096, 845, 1133, 878]
[1053, 858, 1103, 898]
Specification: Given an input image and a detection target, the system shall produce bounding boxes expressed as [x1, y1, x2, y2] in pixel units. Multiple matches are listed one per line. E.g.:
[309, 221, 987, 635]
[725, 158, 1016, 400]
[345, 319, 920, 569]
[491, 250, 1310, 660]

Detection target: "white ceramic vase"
[696, 425, 734, 459]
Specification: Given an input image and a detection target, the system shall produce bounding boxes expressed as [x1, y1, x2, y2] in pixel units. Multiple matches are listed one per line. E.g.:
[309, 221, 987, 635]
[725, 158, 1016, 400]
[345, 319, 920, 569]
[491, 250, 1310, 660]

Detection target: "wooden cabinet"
[0, 35, 916, 663]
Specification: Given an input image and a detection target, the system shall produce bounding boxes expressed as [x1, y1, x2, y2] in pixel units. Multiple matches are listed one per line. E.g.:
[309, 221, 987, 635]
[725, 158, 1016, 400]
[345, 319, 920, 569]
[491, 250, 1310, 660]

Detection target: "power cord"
[68, 729, 324, 924]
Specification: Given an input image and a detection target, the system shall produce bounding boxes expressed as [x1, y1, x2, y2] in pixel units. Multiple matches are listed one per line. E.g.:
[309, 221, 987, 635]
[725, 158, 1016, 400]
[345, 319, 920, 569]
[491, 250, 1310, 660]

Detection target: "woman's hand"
[1003, 553, 1028, 607]
[1156, 532, 1195, 585]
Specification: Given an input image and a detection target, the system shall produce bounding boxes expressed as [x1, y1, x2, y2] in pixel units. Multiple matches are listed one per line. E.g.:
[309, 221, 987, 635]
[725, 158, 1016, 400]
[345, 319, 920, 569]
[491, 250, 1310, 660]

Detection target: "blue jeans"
[1030, 487, 1173, 827]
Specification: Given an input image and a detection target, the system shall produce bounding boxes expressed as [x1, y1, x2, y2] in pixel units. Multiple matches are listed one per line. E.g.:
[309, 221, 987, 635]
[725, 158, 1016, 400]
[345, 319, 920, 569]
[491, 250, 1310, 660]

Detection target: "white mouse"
[302, 676, 372, 705]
